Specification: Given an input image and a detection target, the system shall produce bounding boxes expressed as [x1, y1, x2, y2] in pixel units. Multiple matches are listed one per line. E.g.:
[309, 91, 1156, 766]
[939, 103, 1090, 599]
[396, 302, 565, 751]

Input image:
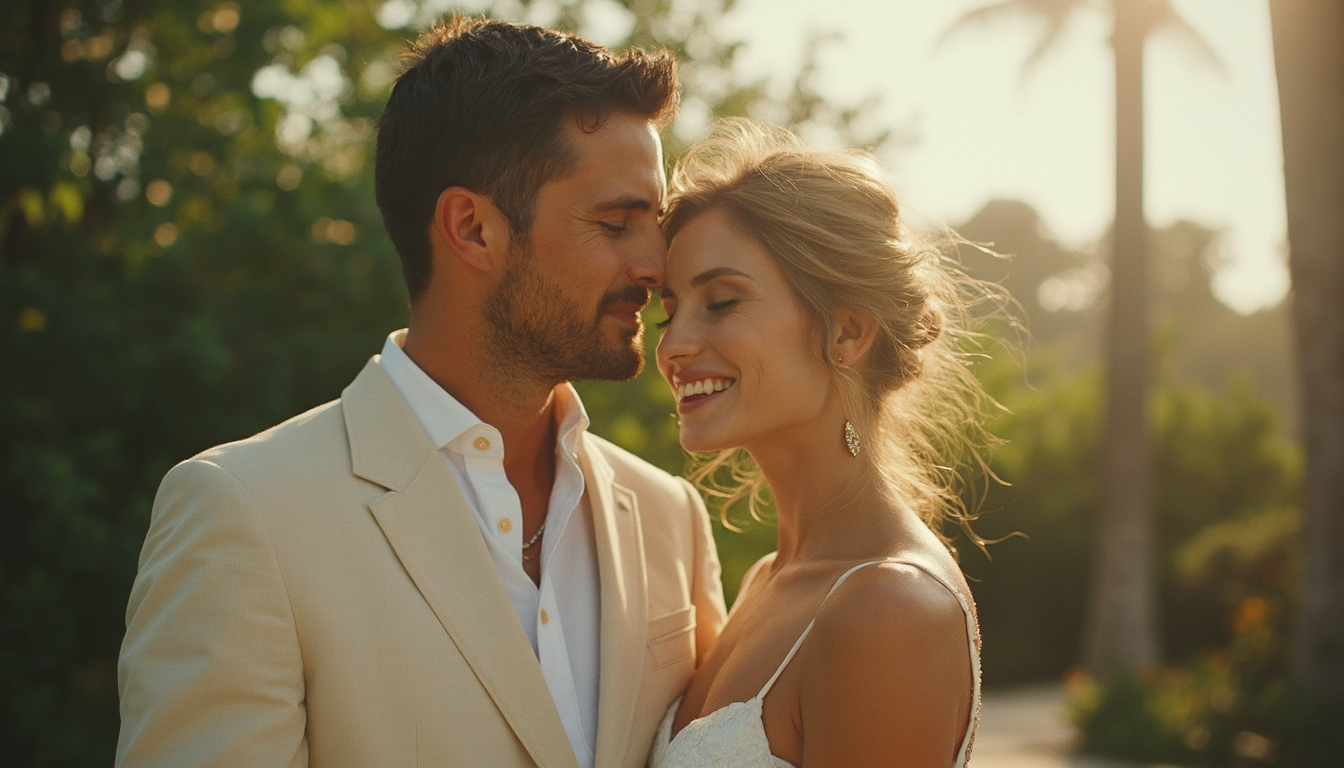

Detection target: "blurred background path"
[974, 685, 1077, 767]
[974, 685, 1163, 768]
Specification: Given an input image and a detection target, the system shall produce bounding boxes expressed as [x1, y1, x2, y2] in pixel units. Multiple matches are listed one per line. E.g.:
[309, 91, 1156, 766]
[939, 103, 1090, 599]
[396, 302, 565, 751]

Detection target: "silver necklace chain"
[522, 521, 546, 551]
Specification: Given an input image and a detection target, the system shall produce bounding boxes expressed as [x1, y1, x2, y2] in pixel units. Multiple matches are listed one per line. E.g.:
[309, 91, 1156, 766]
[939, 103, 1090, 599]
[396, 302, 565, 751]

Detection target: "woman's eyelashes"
[654, 297, 740, 329]
[655, 298, 676, 329]
[598, 221, 627, 235]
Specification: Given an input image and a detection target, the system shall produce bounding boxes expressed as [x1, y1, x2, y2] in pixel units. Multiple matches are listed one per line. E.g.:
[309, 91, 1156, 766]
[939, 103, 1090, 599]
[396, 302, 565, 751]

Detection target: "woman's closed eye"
[655, 297, 739, 329]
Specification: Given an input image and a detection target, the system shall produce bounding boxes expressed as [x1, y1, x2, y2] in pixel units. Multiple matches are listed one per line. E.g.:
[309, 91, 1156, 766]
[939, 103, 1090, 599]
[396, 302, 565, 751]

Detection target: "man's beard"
[483, 237, 648, 385]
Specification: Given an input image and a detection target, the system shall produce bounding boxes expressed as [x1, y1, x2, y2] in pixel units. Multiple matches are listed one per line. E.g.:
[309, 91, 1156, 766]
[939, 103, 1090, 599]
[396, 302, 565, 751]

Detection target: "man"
[116, 16, 726, 768]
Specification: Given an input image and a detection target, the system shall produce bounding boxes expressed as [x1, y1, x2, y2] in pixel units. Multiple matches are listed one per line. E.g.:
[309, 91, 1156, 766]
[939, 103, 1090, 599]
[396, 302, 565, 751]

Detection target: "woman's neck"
[746, 418, 909, 571]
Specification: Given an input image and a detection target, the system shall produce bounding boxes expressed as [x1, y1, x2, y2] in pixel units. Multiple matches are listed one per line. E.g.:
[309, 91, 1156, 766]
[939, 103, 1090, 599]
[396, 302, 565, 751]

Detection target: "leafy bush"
[1069, 598, 1344, 766]
[956, 352, 1301, 685]
[1066, 491, 1340, 767]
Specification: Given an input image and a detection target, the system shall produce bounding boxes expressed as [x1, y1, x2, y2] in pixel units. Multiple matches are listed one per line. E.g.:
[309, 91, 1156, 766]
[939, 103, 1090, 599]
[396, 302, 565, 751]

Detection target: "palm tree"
[941, 0, 1220, 672]
[1268, 0, 1344, 698]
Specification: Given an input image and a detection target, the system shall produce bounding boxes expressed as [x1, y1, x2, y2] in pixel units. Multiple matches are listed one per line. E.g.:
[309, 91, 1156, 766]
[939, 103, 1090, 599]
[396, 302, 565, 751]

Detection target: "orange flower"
[1233, 596, 1268, 635]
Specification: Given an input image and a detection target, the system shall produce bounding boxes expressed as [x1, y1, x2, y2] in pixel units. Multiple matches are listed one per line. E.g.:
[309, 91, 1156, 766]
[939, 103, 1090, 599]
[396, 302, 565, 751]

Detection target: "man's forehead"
[563, 114, 664, 180]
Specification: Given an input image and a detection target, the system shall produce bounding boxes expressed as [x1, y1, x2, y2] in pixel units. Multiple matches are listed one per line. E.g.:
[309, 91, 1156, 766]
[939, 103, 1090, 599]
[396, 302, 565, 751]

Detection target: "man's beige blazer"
[117, 358, 728, 768]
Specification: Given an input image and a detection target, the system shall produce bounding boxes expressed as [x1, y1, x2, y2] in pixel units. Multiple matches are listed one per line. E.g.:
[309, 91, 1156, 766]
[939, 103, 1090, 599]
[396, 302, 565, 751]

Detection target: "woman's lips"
[675, 377, 736, 414]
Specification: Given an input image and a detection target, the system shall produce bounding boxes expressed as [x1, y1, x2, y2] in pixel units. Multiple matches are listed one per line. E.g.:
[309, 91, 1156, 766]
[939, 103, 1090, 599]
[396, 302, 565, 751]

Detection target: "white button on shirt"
[378, 330, 602, 768]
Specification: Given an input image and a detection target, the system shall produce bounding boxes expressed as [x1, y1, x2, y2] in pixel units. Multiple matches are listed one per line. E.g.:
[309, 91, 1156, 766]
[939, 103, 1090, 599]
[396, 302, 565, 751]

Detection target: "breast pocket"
[647, 605, 697, 669]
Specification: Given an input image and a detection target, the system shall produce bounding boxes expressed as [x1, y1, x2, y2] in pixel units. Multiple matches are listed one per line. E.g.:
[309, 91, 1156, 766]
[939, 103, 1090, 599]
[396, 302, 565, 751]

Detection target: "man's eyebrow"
[690, 266, 752, 287]
[593, 194, 655, 213]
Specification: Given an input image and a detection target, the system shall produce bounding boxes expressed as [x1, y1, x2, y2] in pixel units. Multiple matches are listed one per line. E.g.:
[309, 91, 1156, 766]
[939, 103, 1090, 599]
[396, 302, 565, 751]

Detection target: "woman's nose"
[655, 313, 698, 368]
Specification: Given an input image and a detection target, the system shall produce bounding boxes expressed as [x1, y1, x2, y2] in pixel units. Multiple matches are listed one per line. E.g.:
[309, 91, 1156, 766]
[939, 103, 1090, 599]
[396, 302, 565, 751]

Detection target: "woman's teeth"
[677, 378, 734, 400]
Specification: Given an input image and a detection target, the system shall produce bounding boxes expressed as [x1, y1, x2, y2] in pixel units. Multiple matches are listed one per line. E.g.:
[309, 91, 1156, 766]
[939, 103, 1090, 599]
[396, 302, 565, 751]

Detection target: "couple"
[117, 15, 982, 768]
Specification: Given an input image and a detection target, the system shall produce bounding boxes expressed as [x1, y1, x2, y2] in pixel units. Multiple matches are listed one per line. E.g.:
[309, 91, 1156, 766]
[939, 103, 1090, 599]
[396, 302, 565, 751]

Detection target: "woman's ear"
[430, 186, 509, 274]
[832, 307, 878, 367]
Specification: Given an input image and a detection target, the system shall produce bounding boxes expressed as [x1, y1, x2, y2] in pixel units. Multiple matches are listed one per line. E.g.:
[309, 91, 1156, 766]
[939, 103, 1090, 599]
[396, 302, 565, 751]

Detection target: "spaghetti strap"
[754, 559, 888, 700]
[885, 561, 982, 768]
[751, 558, 982, 767]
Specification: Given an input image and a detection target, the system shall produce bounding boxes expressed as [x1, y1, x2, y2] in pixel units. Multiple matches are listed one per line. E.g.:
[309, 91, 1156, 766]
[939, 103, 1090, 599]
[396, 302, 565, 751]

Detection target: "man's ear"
[832, 307, 878, 367]
[431, 186, 509, 273]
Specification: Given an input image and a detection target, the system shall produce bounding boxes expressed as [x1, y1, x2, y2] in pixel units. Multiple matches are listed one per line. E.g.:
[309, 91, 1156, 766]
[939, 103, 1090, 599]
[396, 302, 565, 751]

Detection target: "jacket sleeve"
[679, 478, 727, 667]
[117, 459, 307, 768]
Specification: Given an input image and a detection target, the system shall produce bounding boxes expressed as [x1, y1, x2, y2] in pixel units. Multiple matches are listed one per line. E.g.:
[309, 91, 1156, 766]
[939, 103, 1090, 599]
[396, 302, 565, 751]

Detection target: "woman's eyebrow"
[690, 266, 751, 287]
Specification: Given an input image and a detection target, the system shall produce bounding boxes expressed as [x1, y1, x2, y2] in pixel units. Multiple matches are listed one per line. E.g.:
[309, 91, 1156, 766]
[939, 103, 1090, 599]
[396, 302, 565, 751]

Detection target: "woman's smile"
[656, 207, 834, 454]
[673, 375, 737, 413]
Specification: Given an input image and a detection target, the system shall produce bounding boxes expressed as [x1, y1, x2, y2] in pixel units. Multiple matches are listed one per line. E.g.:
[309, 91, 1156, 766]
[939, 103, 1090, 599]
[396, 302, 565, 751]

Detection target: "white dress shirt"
[378, 330, 602, 768]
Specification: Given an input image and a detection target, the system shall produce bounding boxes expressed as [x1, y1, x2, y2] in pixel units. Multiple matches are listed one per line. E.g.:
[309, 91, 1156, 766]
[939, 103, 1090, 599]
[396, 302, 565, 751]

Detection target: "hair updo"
[663, 118, 1000, 551]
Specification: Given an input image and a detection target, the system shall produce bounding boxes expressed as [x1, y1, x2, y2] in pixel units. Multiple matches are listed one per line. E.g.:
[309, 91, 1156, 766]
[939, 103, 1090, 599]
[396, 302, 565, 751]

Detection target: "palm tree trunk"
[1269, 0, 1344, 697]
[1082, 0, 1161, 673]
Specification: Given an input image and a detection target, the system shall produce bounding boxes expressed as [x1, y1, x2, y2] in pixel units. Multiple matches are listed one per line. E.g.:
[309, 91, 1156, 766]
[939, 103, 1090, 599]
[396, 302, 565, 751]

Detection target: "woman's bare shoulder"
[795, 560, 975, 764]
[812, 560, 970, 654]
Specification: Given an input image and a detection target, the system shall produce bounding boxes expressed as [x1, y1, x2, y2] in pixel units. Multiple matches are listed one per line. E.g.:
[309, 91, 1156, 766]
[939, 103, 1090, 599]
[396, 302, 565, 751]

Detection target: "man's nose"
[627, 226, 667, 288]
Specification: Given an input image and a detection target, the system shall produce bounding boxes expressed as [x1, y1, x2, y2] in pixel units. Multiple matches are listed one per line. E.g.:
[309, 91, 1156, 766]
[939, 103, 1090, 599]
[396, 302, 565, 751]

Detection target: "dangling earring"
[844, 420, 861, 457]
[837, 352, 860, 456]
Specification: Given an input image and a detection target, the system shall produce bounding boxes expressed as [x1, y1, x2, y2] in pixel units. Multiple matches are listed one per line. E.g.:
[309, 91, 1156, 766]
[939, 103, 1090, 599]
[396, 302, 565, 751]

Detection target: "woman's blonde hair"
[663, 118, 1002, 554]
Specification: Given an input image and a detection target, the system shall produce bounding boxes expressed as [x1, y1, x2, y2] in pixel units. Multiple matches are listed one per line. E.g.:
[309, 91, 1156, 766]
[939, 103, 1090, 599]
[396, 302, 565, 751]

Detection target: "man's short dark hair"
[374, 15, 679, 300]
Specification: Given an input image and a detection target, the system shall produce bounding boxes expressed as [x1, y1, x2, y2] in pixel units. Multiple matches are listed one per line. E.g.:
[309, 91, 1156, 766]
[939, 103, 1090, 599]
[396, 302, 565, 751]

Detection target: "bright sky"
[710, 0, 1289, 314]
[462, 0, 1287, 314]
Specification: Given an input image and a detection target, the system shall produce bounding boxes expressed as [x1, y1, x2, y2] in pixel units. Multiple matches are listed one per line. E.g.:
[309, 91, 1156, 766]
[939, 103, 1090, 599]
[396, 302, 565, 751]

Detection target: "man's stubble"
[483, 235, 648, 389]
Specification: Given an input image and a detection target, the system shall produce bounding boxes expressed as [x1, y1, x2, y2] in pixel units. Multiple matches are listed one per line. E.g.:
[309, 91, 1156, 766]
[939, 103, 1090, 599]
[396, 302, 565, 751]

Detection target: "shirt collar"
[552, 380, 591, 461]
[378, 329, 590, 457]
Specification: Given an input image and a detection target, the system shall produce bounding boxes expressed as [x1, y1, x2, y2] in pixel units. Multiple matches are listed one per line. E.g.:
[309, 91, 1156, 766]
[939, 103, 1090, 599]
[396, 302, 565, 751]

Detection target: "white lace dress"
[647, 559, 981, 768]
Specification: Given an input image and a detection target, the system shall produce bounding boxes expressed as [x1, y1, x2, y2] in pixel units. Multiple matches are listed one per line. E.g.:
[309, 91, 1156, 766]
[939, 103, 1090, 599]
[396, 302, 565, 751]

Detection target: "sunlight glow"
[722, 0, 1288, 314]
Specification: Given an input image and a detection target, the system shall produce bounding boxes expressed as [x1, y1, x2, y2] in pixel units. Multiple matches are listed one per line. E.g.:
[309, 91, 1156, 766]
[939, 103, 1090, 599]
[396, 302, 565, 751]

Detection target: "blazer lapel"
[582, 437, 648, 768]
[342, 359, 579, 768]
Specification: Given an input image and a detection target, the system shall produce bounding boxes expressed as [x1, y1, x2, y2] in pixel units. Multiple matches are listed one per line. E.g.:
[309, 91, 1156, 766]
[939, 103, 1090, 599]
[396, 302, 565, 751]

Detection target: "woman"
[648, 119, 990, 768]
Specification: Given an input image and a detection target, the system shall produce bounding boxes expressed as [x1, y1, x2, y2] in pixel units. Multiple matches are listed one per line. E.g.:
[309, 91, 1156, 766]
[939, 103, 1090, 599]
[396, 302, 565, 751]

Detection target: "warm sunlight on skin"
[525, 113, 668, 355]
[656, 207, 975, 767]
[411, 110, 667, 411]
[656, 207, 835, 455]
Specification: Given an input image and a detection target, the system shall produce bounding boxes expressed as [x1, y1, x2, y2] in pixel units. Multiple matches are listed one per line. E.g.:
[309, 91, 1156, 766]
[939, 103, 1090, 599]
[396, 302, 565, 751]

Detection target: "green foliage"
[1071, 608, 1291, 765]
[1070, 665, 1189, 762]
[1069, 607, 1344, 766]
[1064, 468, 1336, 766]
[957, 352, 1100, 683]
[959, 350, 1302, 685]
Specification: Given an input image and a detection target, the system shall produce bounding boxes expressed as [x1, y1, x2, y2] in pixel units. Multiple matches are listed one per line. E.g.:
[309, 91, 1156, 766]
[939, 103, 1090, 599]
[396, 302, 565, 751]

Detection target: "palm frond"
[1020, 12, 1074, 79]
[1150, 3, 1228, 76]
[937, 0, 1029, 48]
[937, 0, 1094, 50]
